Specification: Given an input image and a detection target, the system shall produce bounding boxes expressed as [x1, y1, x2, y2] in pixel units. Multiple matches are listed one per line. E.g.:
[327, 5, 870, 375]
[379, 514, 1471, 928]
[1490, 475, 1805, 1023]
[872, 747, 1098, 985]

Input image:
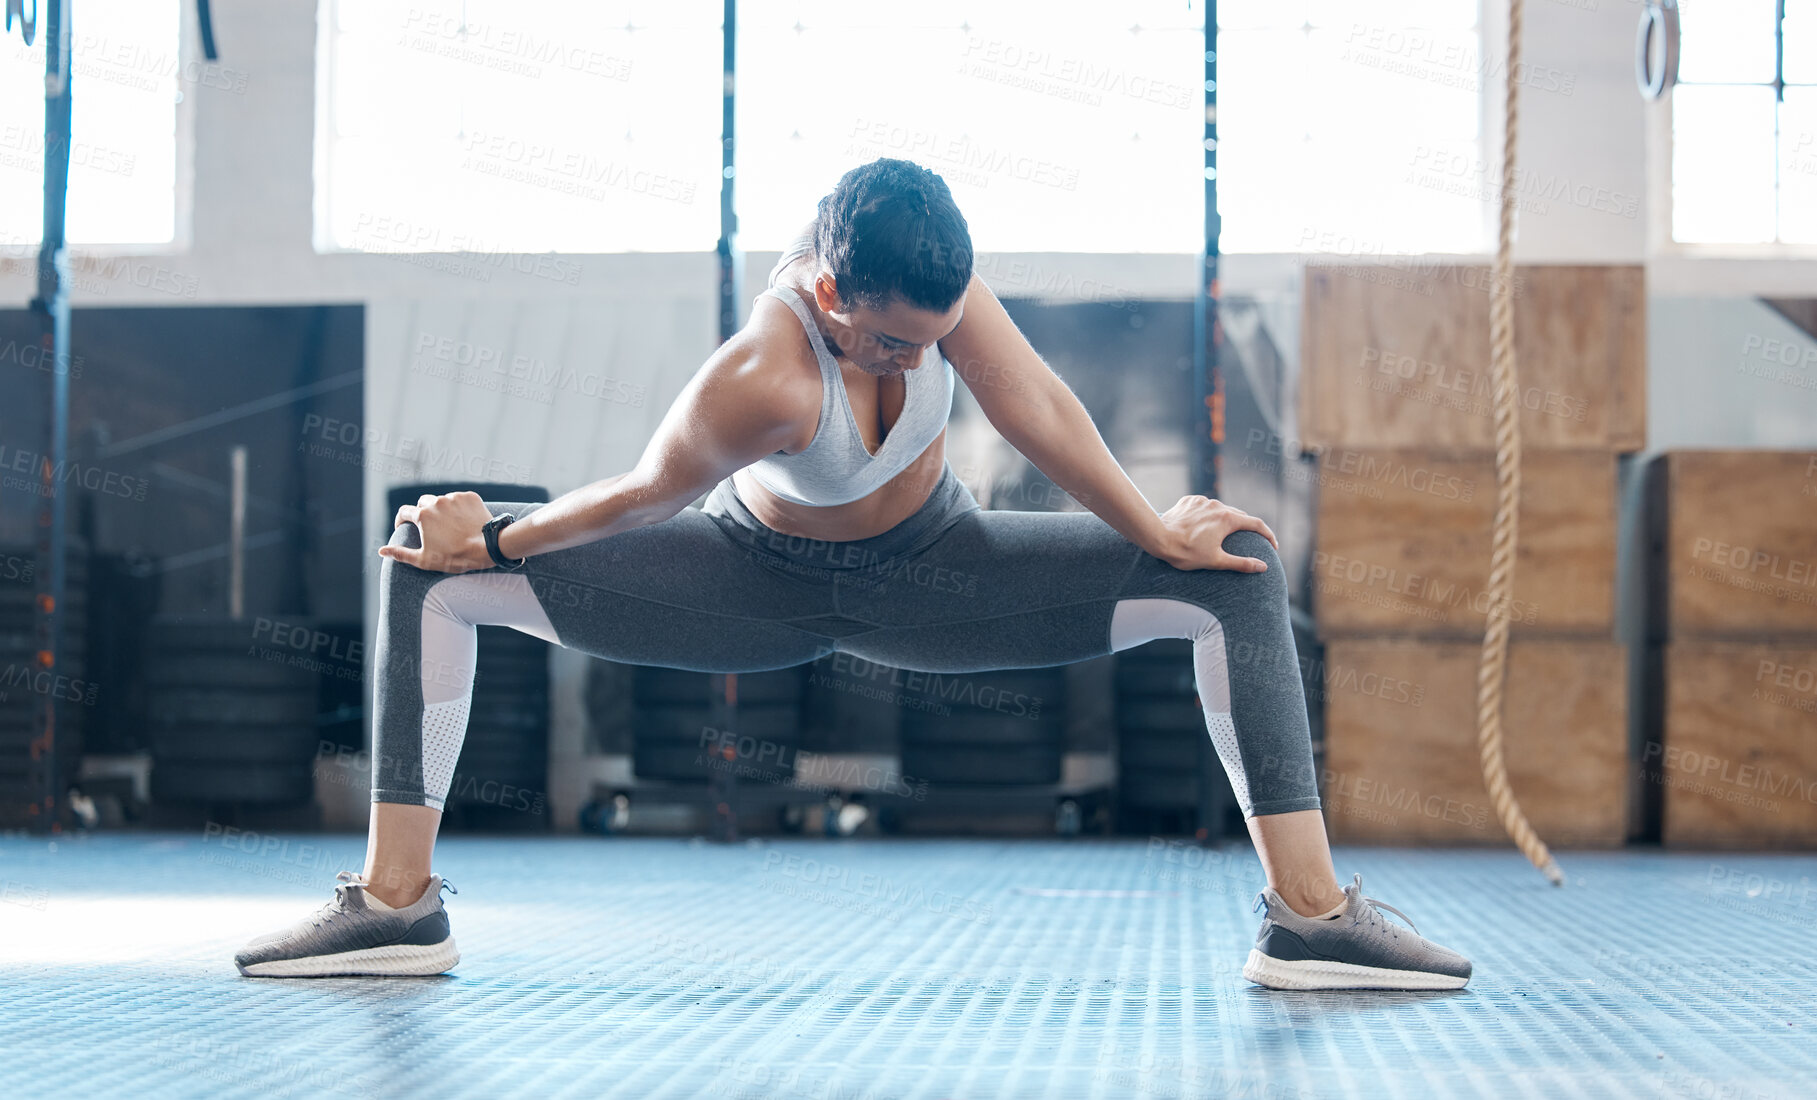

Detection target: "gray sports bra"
[741, 230, 955, 508]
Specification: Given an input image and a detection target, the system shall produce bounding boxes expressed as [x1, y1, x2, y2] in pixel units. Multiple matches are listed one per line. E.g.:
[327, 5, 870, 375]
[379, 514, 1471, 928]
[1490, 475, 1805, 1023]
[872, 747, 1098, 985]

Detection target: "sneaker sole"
[238, 938, 460, 978]
[1241, 948, 1468, 991]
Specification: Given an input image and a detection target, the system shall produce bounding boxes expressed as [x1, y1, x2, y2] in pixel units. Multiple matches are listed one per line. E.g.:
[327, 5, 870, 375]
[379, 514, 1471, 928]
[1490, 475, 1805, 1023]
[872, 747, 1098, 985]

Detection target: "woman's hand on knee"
[1155, 495, 1279, 573]
[379, 491, 498, 573]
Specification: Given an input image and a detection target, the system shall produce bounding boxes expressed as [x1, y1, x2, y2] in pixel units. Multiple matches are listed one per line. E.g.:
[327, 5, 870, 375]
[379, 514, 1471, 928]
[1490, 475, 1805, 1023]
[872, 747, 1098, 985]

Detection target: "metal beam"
[1192, 3, 1221, 502]
[26, 0, 73, 833]
[1190, 2, 1228, 843]
[716, 0, 741, 343]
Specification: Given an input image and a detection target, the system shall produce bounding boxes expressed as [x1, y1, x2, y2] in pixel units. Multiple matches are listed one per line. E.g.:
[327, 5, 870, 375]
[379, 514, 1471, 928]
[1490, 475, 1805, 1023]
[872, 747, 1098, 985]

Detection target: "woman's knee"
[1225, 531, 1287, 594]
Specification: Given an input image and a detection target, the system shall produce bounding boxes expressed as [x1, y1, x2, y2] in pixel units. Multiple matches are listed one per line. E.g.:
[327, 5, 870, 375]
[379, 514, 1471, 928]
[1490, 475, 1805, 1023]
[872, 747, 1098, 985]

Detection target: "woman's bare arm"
[497, 342, 808, 559]
[380, 337, 809, 573]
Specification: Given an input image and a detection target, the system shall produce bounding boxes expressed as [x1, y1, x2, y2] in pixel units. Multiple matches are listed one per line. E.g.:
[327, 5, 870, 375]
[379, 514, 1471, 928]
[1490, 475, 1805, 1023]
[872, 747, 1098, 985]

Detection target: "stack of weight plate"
[799, 651, 900, 756]
[441, 624, 551, 830]
[631, 665, 803, 784]
[1113, 638, 1233, 835]
[80, 549, 159, 756]
[583, 658, 636, 756]
[897, 666, 1066, 786]
[146, 615, 320, 805]
[0, 539, 89, 826]
[310, 619, 364, 757]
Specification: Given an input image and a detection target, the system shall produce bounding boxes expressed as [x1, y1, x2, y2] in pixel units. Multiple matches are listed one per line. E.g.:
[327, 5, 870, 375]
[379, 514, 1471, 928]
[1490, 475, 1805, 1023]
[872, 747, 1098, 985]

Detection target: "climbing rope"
[1478, 0, 1564, 887]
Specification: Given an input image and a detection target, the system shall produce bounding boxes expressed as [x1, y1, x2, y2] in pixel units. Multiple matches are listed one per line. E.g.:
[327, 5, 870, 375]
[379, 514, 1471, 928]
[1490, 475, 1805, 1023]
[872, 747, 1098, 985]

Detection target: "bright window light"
[1672, 0, 1812, 244]
[1218, 0, 1485, 254]
[1788, 1, 1817, 84]
[320, 1, 1487, 256]
[0, 0, 178, 248]
[1674, 86, 1777, 244]
[1676, 0, 1778, 84]
[1783, 88, 1817, 243]
[735, 1, 1205, 253]
[319, 0, 723, 253]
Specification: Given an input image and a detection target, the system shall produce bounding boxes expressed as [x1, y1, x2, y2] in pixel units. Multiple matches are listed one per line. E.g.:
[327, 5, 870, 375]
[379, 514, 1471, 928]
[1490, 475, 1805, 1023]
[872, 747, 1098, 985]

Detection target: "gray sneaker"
[1242, 873, 1472, 991]
[234, 870, 460, 978]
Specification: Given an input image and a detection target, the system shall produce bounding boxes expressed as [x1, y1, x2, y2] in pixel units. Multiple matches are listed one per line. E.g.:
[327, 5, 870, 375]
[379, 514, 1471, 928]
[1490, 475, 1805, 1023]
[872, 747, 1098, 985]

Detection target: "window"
[316, 0, 1491, 257]
[0, 0, 179, 247]
[1672, 0, 1815, 244]
[735, 1, 1204, 253]
[1217, 0, 1485, 254]
[317, 0, 723, 253]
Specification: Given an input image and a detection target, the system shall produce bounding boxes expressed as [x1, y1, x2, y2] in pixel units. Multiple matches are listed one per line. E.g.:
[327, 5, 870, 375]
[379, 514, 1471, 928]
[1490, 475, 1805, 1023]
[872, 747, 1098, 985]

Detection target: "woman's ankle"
[362, 801, 443, 907]
[1273, 872, 1346, 918]
[361, 866, 431, 909]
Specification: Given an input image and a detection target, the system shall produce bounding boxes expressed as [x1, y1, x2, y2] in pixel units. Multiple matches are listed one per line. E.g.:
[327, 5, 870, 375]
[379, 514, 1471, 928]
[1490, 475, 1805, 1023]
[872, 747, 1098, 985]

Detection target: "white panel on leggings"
[426, 572, 561, 644]
[420, 697, 471, 810]
[1109, 598, 1232, 712]
[415, 572, 553, 811]
[1204, 711, 1253, 817]
[1112, 597, 1247, 811]
[1109, 597, 1217, 652]
[1189, 614, 1233, 714]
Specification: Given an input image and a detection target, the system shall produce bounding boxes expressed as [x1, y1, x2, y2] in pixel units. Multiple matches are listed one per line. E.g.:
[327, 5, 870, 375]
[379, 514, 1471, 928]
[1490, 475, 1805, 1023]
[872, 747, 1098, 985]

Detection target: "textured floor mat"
[0, 833, 1810, 1098]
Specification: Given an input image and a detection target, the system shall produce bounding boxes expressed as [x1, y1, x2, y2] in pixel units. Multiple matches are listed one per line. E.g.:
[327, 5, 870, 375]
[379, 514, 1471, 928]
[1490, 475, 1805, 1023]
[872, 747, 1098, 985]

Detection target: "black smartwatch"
[481, 512, 528, 570]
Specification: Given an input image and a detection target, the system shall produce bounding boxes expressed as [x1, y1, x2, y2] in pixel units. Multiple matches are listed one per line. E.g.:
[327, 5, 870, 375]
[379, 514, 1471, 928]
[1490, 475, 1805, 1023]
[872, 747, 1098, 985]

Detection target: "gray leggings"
[371, 464, 1321, 818]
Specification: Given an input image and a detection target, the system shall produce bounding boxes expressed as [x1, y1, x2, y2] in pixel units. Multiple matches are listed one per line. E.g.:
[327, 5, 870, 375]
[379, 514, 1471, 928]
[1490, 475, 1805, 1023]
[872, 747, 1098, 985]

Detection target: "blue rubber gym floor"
[0, 833, 1810, 1099]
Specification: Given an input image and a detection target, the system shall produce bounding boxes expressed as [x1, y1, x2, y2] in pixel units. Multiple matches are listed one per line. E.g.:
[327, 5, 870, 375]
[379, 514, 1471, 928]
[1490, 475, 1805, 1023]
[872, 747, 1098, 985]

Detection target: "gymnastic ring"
[1636, 0, 1680, 101]
[5, 0, 36, 48]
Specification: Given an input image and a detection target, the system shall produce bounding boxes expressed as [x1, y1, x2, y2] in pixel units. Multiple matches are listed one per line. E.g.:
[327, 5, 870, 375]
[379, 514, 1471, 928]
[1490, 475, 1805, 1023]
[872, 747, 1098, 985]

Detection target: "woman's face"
[813, 274, 965, 376]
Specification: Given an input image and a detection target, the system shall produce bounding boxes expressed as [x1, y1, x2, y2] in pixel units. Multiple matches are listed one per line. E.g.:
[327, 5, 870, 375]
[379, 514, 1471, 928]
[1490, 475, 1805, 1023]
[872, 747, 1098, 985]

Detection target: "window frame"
[0, 0, 195, 256]
[1650, 1, 1817, 263]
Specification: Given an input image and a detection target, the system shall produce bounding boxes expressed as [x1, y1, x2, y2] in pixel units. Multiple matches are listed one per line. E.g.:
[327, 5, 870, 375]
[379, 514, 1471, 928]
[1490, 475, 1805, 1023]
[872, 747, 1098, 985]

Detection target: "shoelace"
[305, 871, 457, 928]
[304, 870, 369, 930]
[1347, 874, 1421, 940]
[1251, 874, 1422, 938]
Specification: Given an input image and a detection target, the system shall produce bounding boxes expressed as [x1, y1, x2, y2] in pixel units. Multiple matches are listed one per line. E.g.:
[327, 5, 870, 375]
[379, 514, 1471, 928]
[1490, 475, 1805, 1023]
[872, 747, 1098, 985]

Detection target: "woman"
[234, 158, 1470, 991]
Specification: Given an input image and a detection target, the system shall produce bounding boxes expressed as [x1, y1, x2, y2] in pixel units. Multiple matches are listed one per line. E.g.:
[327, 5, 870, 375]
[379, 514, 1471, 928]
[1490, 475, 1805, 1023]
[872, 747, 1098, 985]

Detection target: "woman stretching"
[234, 158, 1471, 990]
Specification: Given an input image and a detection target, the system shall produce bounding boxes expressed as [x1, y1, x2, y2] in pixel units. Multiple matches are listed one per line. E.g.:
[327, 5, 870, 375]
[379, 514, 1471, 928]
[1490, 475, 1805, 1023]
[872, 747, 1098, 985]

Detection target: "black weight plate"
[146, 689, 318, 726]
[1116, 697, 1207, 733]
[631, 666, 711, 705]
[145, 654, 321, 689]
[1117, 770, 1201, 808]
[149, 723, 323, 764]
[1118, 730, 1201, 771]
[899, 710, 1067, 747]
[630, 702, 801, 746]
[632, 743, 794, 784]
[897, 667, 1066, 717]
[899, 745, 1062, 786]
[725, 668, 806, 706]
[1114, 660, 1196, 696]
[150, 762, 314, 804]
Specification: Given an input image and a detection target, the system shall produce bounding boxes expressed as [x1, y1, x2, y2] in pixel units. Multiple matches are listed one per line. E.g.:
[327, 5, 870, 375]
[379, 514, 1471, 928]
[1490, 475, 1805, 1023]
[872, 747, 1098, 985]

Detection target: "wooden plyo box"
[1660, 642, 1817, 849]
[1321, 639, 1627, 847]
[1649, 450, 1817, 642]
[1299, 264, 1645, 452]
[1312, 450, 1617, 639]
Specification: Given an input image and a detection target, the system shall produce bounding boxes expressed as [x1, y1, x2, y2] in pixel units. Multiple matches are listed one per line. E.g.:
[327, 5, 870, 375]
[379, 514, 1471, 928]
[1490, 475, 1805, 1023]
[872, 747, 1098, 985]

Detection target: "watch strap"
[482, 513, 527, 570]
